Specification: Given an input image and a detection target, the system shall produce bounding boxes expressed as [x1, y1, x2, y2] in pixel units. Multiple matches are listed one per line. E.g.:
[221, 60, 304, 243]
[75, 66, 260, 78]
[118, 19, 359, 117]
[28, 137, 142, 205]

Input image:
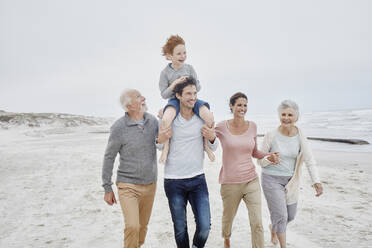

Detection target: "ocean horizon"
[1, 108, 372, 153]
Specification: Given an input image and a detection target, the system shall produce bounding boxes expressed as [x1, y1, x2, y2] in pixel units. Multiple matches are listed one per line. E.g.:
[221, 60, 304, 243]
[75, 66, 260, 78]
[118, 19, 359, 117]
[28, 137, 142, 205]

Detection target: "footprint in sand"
[349, 177, 360, 182]
[156, 230, 173, 241]
[352, 206, 364, 210]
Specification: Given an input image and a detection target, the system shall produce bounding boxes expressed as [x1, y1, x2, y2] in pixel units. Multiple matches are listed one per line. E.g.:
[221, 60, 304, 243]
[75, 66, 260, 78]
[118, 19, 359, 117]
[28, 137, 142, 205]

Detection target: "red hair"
[162, 35, 185, 56]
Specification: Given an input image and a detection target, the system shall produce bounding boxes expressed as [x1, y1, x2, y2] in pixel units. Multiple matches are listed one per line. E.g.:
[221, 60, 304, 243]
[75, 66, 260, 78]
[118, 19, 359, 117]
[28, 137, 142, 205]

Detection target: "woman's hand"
[267, 152, 280, 164]
[313, 183, 323, 197]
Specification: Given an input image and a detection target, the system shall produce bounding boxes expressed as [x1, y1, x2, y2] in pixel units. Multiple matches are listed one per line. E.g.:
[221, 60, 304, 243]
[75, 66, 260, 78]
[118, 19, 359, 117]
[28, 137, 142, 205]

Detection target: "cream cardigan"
[257, 127, 321, 204]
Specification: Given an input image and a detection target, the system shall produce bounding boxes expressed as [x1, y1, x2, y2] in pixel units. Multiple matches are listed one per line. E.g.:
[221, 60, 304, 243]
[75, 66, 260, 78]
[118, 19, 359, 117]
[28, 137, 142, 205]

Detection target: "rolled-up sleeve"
[252, 137, 269, 159]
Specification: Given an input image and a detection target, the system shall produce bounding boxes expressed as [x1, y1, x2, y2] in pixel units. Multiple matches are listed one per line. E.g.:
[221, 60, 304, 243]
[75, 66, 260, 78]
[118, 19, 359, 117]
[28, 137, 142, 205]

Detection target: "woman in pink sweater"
[215, 92, 279, 248]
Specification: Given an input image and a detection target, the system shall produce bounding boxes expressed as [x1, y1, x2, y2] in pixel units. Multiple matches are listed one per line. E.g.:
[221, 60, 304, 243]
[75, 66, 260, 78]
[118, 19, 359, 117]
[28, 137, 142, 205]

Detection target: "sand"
[0, 127, 371, 247]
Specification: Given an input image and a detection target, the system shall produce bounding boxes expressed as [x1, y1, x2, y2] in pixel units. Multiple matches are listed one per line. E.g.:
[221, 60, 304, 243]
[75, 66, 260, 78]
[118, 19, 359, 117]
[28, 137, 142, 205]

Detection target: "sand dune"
[0, 111, 111, 129]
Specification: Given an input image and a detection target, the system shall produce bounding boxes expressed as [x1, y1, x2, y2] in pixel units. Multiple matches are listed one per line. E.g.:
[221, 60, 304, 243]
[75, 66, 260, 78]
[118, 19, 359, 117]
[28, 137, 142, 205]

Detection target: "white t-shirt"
[262, 132, 300, 177]
[164, 113, 218, 179]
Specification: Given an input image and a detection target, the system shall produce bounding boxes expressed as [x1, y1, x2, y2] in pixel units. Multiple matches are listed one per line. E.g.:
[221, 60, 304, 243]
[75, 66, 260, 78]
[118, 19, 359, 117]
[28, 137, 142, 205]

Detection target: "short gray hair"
[119, 89, 134, 111]
[277, 100, 300, 119]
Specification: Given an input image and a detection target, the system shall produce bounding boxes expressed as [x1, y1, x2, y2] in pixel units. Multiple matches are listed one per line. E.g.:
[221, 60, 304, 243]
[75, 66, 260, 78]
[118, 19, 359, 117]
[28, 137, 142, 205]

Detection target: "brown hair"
[174, 77, 197, 96]
[162, 35, 185, 56]
[229, 92, 248, 112]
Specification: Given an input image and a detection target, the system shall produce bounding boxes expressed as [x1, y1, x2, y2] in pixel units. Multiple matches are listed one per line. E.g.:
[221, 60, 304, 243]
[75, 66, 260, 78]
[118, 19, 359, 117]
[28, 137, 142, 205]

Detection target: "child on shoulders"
[158, 35, 215, 163]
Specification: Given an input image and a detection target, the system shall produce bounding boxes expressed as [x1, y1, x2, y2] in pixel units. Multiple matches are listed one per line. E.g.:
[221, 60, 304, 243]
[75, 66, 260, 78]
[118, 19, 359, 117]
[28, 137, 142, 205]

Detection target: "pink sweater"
[216, 120, 268, 184]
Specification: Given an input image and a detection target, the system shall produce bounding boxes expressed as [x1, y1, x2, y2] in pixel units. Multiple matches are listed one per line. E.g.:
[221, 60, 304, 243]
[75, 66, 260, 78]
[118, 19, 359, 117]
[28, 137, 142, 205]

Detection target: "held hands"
[313, 183, 323, 197]
[202, 122, 216, 142]
[267, 152, 280, 164]
[104, 191, 117, 206]
[157, 126, 172, 144]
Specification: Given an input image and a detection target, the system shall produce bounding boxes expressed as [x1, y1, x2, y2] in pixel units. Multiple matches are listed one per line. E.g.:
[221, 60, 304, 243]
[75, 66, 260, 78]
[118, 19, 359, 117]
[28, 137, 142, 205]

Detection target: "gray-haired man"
[102, 89, 170, 248]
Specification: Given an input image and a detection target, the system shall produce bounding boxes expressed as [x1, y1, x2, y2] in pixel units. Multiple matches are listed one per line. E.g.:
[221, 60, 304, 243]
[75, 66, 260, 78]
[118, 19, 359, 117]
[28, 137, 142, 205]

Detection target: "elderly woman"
[215, 92, 278, 248]
[257, 100, 323, 248]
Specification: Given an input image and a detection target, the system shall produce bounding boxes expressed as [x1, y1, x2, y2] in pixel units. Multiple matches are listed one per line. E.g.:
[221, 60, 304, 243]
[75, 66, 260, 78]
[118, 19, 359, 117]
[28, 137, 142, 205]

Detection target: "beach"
[0, 120, 371, 248]
[1, 0, 371, 246]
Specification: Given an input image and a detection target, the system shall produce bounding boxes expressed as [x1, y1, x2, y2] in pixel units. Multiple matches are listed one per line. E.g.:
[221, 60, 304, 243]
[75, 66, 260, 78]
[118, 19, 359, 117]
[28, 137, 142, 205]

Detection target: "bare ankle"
[269, 224, 278, 245]
[224, 238, 230, 248]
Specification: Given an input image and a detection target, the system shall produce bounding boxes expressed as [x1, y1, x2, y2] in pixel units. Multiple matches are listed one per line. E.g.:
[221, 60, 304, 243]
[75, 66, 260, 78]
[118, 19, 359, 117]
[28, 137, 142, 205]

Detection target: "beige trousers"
[220, 178, 264, 248]
[117, 182, 156, 248]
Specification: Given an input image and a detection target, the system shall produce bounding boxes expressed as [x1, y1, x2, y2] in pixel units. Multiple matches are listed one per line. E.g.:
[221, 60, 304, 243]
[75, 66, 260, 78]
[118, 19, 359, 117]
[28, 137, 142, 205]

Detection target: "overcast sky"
[1, 0, 371, 119]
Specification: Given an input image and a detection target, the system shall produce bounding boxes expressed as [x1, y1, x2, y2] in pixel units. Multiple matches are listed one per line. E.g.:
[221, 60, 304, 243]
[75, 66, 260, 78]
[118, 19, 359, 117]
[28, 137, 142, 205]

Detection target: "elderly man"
[102, 89, 170, 248]
[162, 77, 218, 248]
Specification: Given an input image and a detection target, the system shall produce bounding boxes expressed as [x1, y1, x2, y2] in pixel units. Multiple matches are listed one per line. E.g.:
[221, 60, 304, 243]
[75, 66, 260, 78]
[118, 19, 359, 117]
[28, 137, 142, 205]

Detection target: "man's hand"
[202, 123, 216, 143]
[313, 183, 323, 197]
[104, 191, 117, 206]
[267, 152, 280, 164]
[157, 126, 172, 144]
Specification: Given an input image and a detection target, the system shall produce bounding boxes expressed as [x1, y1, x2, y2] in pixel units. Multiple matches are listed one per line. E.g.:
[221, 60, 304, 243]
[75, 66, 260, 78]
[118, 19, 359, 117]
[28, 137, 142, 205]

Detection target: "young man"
[102, 89, 170, 248]
[163, 77, 218, 248]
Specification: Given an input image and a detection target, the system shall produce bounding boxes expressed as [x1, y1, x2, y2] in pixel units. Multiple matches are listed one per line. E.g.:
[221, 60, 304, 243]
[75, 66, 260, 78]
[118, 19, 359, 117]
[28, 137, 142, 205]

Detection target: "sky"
[0, 0, 371, 120]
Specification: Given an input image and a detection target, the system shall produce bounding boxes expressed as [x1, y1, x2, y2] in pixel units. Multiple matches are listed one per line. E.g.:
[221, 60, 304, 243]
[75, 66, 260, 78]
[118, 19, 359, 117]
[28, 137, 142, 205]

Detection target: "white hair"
[119, 89, 134, 112]
[277, 99, 300, 119]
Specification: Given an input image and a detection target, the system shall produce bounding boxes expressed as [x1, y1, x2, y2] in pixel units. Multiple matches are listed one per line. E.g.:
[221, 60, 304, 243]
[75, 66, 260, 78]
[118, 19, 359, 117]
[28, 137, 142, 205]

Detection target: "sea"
[215, 108, 372, 153]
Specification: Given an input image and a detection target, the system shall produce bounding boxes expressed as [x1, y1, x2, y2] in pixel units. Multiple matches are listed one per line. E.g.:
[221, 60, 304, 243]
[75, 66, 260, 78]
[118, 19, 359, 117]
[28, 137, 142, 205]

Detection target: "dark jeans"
[164, 174, 211, 248]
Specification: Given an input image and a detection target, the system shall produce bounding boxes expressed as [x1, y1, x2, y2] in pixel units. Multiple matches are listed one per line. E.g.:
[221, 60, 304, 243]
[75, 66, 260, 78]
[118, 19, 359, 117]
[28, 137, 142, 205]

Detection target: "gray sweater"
[102, 112, 159, 193]
[159, 63, 201, 99]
